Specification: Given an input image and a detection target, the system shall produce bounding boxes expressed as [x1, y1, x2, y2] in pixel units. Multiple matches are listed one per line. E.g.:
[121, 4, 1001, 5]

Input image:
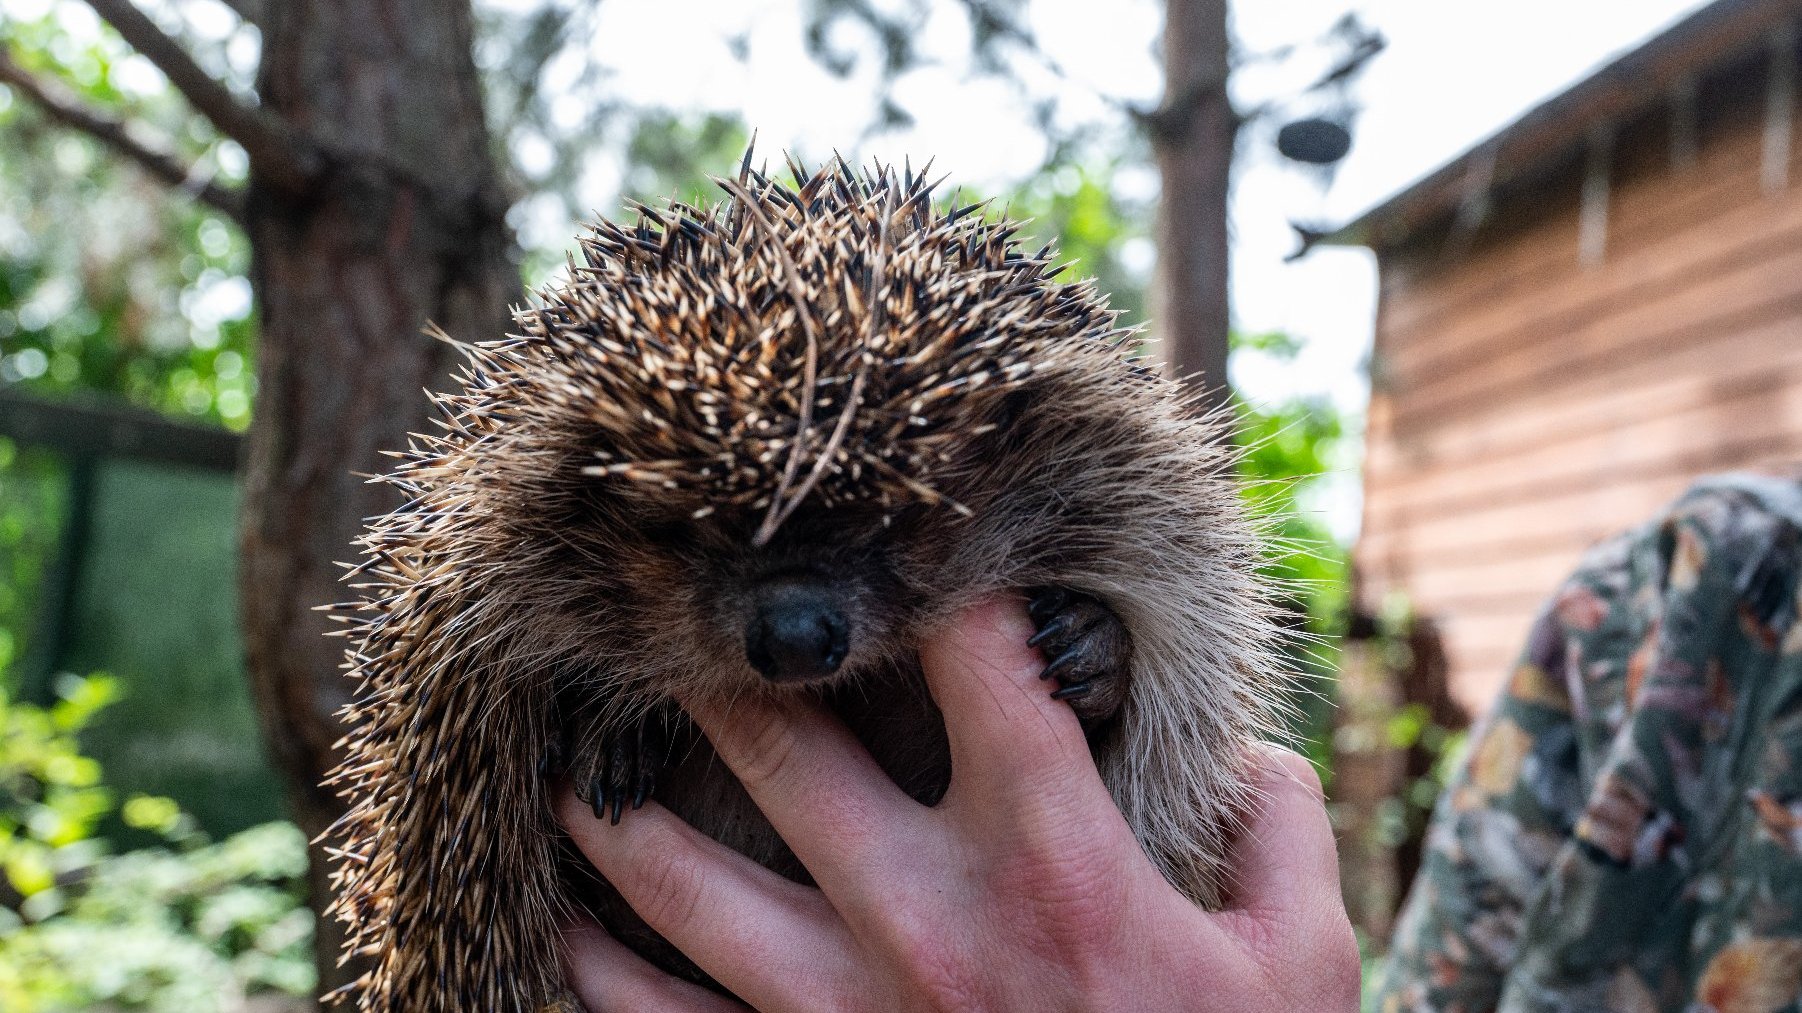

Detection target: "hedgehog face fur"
[327, 159, 1286, 1011]
[488, 169, 1086, 702]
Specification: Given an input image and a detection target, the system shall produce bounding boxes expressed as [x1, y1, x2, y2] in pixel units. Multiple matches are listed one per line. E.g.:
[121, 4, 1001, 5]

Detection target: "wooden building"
[1327, 0, 1802, 715]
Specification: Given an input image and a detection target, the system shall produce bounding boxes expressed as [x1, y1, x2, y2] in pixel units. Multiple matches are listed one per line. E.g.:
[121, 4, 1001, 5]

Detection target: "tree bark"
[235, 2, 518, 1000]
[1152, 0, 1236, 419]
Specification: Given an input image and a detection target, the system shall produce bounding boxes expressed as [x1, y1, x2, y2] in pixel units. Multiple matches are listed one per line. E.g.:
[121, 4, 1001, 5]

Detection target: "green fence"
[1, 391, 283, 841]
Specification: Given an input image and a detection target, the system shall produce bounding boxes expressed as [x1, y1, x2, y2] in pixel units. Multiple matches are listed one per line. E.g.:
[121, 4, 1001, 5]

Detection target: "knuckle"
[731, 708, 804, 789]
[1263, 745, 1324, 802]
[1319, 914, 1363, 1001]
[1243, 908, 1361, 1008]
[867, 898, 984, 1011]
[1018, 860, 1121, 925]
[1287, 757, 1325, 800]
[886, 921, 981, 1012]
[631, 834, 708, 933]
[994, 833, 1128, 951]
[980, 875, 1121, 968]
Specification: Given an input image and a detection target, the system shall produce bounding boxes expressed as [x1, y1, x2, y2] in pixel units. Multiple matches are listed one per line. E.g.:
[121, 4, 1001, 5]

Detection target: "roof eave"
[1311, 0, 1802, 254]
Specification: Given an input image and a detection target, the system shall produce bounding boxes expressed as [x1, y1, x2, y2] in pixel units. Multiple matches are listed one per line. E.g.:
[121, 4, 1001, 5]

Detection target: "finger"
[558, 914, 750, 1013]
[1219, 745, 1346, 931]
[555, 787, 858, 1007]
[682, 690, 919, 901]
[921, 597, 1111, 814]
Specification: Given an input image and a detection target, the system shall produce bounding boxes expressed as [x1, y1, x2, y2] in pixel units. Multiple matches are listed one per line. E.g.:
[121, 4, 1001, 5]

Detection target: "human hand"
[555, 597, 1359, 1012]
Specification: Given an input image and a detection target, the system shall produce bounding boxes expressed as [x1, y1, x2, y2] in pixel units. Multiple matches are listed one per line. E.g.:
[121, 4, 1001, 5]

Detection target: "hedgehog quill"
[325, 156, 1288, 1011]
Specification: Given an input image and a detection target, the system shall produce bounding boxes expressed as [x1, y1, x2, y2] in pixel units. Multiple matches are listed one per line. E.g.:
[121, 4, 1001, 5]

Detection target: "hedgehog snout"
[744, 579, 850, 683]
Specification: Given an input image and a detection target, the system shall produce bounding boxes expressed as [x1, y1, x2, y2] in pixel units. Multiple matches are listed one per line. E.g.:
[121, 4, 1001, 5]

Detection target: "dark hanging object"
[1277, 117, 1352, 165]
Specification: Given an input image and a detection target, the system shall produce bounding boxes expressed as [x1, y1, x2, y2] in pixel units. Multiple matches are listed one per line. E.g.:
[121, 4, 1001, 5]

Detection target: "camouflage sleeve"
[1373, 528, 1640, 1013]
[1490, 487, 1802, 1012]
[1375, 478, 1802, 1013]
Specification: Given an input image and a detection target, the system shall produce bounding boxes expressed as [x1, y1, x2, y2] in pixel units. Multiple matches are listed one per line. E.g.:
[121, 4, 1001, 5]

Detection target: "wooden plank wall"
[1357, 71, 1802, 715]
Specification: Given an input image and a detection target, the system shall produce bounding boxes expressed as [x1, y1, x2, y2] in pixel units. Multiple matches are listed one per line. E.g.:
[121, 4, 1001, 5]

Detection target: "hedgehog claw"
[1024, 587, 1132, 727]
[1026, 612, 1073, 648]
[1039, 650, 1080, 682]
[590, 712, 675, 825]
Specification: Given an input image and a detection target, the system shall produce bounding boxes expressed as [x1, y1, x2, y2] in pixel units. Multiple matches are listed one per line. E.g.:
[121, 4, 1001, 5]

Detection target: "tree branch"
[81, 0, 316, 194]
[213, 0, 265, 32]
[0, 51, 245, 222]
[1131, 68, 1235, 144]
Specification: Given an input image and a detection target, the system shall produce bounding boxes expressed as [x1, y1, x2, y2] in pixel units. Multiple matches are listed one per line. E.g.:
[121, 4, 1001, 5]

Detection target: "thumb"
[1213, 745, 1361, 1010]
[1221, 745, 1345, 928]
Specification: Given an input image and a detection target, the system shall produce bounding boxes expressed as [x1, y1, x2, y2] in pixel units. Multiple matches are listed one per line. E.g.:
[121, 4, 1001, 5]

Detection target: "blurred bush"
[0, 672, 312, 1013]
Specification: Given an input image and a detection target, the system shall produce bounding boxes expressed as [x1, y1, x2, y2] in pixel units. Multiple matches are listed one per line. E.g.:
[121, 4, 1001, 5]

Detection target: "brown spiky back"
[503, 162, 1120, 531]
[326, 160, 1279, 1011]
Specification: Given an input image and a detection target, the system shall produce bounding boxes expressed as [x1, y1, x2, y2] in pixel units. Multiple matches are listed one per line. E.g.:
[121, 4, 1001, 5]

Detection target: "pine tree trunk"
[1153, 0, 1236, 418]
[235, 2, 518, 1000]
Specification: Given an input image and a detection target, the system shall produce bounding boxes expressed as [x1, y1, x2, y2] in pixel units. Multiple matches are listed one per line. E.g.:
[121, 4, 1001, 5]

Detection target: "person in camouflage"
[1376, 473, 1802, 1013]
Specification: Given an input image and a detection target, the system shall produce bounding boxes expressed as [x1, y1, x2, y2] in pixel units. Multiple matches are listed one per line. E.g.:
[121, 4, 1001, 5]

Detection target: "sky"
[566, 0, 1716, 534]
[1230, 0, 1712, 408]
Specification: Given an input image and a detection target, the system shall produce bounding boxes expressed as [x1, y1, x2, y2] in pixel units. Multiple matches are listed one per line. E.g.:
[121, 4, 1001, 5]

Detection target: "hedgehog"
[323, 155, 1287, 1011]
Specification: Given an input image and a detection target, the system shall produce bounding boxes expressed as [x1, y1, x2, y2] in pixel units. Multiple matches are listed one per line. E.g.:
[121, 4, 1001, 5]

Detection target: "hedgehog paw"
[1026, 587, 1131, 727]
[590, 713, 675, 826]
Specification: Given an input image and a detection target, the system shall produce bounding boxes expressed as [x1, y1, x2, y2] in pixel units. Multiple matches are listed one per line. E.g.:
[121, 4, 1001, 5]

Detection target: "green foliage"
[1365, 598, 1467, 853]
[1236, 388, 1349, 622]
[0, 673, 312, 1012]
[1004, 161, 1152, 328]
[0, 672, 116, 903]
[623, 111, 752, 207]
[0, 8, 280, 839]
[1359, 928, 1387, 1012]
[0, 440, 67, 681]
[0, 8, 254, 428]
[1, 823, 314, 1013]
[1375, 700, 1465, 849]
[1238, 395, 1350, 762]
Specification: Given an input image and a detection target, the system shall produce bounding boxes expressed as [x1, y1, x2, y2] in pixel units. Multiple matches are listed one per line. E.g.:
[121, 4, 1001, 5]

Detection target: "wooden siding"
[1357, 68, 1802, 714]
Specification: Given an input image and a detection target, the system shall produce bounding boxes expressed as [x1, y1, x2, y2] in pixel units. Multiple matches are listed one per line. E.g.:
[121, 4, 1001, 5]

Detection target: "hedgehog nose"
[746, 587, 849, 682]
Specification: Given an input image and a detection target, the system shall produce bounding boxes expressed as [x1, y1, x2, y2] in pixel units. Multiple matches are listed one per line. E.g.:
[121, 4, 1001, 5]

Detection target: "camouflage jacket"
[1376, 474, 1802, 1013]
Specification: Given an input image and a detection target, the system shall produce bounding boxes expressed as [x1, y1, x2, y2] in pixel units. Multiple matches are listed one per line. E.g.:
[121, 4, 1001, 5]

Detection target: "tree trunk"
[1153, 0, 1236, 419]
[235, 2, 519, 1000]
